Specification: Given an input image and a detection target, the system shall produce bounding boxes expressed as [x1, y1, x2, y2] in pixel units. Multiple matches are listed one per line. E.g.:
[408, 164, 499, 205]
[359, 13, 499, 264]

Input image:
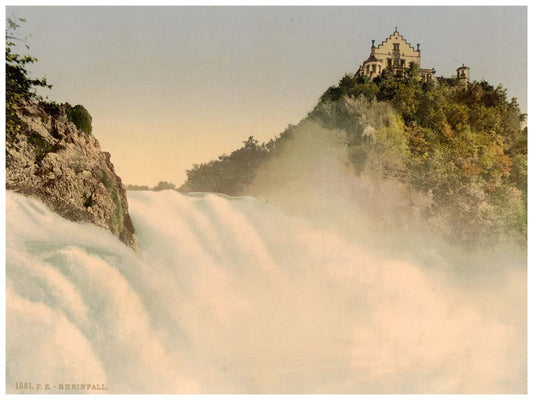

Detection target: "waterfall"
[6, 190, 526, 393]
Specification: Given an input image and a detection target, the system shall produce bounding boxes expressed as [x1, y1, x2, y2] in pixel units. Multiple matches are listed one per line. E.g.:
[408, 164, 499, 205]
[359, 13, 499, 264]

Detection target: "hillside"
[6, 17, 137, 249]
[180, 66, 527, 248]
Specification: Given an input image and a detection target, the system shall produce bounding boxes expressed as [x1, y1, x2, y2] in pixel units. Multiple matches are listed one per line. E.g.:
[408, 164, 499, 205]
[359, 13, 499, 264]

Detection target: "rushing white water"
[6, 189, 526, 394]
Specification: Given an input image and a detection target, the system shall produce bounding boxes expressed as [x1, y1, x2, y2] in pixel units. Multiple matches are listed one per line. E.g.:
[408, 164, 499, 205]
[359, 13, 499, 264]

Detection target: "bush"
[40, 101, 61, 117]
[152, 181, 176, 191]
[66, 104, 92, 134]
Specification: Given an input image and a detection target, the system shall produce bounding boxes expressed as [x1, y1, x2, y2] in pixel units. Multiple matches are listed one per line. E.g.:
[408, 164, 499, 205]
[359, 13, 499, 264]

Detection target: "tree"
[126, 184, 150, 191]
[181, 63, 526, 248]
[407, 61, 420, 81]
[6, 16, 51, 138]
[152, 181, 176, 191]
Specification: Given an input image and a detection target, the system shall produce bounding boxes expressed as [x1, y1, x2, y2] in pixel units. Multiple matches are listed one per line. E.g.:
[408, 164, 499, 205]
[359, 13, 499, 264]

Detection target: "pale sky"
[6, 6, 527, 186]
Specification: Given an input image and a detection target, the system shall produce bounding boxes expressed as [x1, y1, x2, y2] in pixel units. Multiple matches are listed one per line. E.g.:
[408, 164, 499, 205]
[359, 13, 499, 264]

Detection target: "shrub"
[152, 181, 176, 191]
[66, 104, 92, 134]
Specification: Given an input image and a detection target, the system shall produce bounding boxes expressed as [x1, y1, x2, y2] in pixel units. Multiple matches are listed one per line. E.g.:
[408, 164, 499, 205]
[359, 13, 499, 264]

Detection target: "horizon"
[6, 6, 527, 187]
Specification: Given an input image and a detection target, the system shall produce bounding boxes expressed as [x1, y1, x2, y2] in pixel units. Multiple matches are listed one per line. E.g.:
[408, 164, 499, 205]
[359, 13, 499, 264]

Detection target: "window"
[393, 43, 400, 52]
[366, 65, 369, 74]
[401, 59, 405, 67]
[387, 58, 392, 67]
[372, 64, 376, 73]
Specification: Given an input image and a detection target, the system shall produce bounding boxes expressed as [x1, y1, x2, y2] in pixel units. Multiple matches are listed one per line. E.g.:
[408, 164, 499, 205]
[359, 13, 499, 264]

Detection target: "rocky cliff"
[6, 101, 137, 249]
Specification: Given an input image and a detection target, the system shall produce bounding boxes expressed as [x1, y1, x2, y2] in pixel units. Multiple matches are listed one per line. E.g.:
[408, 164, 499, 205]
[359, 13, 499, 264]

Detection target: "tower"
[456, 64, 470, 85]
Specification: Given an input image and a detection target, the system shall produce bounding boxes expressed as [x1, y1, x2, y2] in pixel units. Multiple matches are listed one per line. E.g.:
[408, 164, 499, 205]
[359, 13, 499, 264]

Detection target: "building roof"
[375, 30, 418, 54]
[363, 54, 380, 63]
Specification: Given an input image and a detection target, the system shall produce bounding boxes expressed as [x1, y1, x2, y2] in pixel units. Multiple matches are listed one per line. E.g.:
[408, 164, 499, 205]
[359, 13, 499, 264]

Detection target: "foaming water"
[6, 190, 526, 393]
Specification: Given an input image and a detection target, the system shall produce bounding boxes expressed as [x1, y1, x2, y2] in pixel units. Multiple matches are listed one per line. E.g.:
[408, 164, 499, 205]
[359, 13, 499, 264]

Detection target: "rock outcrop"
[6, 101, 137, 249]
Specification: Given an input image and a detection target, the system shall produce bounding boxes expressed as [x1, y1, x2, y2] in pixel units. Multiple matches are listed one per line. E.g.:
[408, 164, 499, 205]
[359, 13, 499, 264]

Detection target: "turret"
[456, 64, 470, 85]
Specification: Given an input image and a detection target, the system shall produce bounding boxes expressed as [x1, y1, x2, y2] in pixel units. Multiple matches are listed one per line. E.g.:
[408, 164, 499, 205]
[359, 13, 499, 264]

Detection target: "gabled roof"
[375, 30, 417, 53]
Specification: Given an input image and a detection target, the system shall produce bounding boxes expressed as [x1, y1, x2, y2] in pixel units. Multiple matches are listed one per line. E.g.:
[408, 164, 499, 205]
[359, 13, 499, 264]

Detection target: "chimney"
[371, 39, 376, 55]
[417, 43, 420, 52]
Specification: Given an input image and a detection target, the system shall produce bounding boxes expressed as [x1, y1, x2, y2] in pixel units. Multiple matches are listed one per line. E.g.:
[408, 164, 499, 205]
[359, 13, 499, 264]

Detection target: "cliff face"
[6, 101, 137, 249]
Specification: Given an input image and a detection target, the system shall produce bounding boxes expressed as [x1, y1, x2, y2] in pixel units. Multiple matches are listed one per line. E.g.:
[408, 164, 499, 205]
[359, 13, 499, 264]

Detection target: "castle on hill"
[356, 28, 470, 85]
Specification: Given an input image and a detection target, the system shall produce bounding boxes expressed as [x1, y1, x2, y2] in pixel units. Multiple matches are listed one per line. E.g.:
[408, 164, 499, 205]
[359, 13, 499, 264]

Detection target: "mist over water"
[6, 121, 526, 394]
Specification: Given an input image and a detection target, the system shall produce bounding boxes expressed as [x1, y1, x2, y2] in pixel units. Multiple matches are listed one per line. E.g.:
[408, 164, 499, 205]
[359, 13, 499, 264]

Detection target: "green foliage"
[5, 17, 93, 139]
[40, 100, 61, 118]
[126, 184, 151, 191]
[28, 132, 63, 162]
[6, 16, 51, 139]
[110, 185, 124, 236]
[184, 135, 284, 195]
[182, 68, 526, 248]
[66, 103, 92, 134]
[98, 169, 124, 236]
[152, 181, 176, 191]
[319, 71, 526, 247]
[100, 170, 112, 189]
